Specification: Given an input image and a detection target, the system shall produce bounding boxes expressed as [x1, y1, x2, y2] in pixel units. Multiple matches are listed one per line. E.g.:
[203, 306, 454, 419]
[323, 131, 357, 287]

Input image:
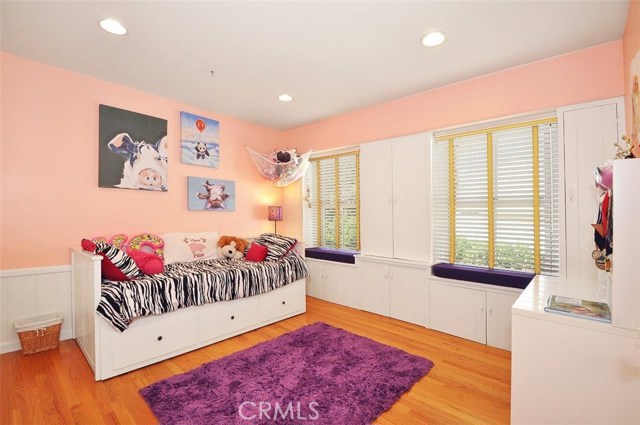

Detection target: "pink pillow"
[128, 249, 164, 275]
[245, 243, 268, 262]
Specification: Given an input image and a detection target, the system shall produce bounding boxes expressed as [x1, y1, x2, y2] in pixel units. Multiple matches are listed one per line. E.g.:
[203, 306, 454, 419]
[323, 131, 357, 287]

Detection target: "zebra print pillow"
[252, 233, 297, 261]
[94, 240, 143, 280]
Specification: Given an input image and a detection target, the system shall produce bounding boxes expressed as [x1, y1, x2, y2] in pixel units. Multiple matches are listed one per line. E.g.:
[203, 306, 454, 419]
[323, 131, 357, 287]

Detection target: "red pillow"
[245, 243, 268, 262]
[128, 249, 164, 275]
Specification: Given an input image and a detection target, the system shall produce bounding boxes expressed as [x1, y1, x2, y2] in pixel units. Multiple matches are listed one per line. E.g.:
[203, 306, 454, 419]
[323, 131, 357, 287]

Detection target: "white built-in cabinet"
[360, 133, 430, 262]
[429, 279, 520, 350]
[307, 255, 431, 329]
[511, 98, 640, 424]
[357, 259, 391, 316]
[357, 130, 522, 350]
[611, 158, 640, 330]
[357, 256, 429, 327]
[305, 259, 359, 309]
[486, 291, 520, 349]
[388, 265, 429, 326]
[559, 97, 623, 283]
[429, 281, 486, 344]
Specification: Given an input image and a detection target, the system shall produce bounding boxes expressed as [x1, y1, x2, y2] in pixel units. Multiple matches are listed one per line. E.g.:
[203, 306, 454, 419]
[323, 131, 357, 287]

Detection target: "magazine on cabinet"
[544, 295, 611, 323]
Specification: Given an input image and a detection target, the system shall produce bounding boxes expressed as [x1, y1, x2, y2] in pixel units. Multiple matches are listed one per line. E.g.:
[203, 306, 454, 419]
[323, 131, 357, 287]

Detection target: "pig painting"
[108, 133, 168, 191]
[99, 104, 168, 191]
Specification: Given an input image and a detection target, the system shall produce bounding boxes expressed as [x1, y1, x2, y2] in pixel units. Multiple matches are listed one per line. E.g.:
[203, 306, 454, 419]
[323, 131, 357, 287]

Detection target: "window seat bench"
[305, 247, 359, 264]
[432, 263, 534, 290]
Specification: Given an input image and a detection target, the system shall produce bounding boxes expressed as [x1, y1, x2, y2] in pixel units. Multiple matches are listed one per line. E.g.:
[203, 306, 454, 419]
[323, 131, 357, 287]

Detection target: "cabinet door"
[358, 261, 390, 316]
[321, 264, 342, 304]
[305, 260, 324, 299]
[360, 140, 393, 258]
[562, 100, 621, 282]
[389, 265, 428, 326]
[429, 280, 486, 344]
[486, 291, 519, 351]
[392, 134, 430, 262]
[325, 263, 359, 309]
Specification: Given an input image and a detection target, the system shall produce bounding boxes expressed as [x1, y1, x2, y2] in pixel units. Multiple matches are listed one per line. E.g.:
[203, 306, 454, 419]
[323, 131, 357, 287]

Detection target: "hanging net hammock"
[246, 146, 312, 187]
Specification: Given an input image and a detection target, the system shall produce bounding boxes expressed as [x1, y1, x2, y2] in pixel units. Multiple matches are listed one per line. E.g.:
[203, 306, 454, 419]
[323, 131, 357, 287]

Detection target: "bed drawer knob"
[157, 336, 163, 341]
[282, 301, 286, 305]
[231, 315, 235, 320]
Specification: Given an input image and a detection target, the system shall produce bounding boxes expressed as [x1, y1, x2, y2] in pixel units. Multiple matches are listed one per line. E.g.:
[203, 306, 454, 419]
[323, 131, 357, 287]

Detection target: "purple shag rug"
[140, 322, 434, 424]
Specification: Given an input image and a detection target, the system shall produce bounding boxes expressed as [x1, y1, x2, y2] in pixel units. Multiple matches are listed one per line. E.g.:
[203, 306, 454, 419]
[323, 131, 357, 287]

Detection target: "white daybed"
[71, 244, 307, 381]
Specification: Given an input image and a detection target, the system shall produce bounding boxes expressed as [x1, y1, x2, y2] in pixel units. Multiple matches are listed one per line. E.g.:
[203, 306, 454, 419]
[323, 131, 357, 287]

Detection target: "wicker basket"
[15, 313, 63, 355]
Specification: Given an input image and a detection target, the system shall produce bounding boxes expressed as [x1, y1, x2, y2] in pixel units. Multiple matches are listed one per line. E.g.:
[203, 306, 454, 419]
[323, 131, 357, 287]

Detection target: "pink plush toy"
[128, 249, 164, 275]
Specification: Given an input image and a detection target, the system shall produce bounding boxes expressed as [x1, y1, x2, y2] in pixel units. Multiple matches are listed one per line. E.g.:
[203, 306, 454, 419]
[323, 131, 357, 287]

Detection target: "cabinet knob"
[157, 336, 163, 341]
[231, 315, 235, 320]
[282, 301, 286, 305]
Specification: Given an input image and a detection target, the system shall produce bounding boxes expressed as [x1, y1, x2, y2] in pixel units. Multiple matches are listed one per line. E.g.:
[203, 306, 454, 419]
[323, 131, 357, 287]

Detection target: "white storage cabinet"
[305, 259, 359, 309]
[429, 278, 520, 350]
[356, 256, 429, 327]
[360, 133, 430, 262]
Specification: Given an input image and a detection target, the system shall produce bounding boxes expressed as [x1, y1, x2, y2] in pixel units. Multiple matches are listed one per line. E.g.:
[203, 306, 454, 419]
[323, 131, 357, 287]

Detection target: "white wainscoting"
[0, 265, 72, 354]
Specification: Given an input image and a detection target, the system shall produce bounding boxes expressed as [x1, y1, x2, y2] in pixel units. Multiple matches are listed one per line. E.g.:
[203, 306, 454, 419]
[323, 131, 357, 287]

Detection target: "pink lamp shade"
[268, 206, 283, 222]
[267, 206, 282, 234]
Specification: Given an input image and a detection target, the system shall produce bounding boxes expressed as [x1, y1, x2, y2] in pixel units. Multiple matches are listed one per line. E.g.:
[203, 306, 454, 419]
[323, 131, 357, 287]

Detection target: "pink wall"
[0, 53, 283, 269]
[281, 42, 625, 239]
[282, 41, 624, 152]
[1, 39, 628, 268]
[624, 0, 640, 134]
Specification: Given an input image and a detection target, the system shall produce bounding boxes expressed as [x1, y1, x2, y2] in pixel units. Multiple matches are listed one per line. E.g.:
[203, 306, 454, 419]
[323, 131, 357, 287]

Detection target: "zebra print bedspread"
[97, 251, 309, 332]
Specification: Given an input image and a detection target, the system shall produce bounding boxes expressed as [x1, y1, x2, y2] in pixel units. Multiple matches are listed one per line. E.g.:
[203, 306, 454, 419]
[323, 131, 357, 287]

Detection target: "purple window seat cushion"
[305, 247, 359, 264]
[432, 263, 534, 290]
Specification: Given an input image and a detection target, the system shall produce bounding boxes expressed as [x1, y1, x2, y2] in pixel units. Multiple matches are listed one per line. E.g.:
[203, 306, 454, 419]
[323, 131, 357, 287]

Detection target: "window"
[432, 116, 559, 275]
[303, 150, 360, 251]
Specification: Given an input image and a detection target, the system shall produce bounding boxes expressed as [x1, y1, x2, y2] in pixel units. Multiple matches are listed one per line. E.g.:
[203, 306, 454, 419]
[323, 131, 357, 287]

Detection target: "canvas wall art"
[181, 112, 220, 168]
[99, 104, 168, 191]
[188, 177, 235, 211]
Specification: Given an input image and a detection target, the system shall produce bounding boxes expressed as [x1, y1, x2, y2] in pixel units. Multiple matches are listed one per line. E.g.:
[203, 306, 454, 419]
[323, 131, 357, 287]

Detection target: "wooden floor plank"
[0, 296, 511, 424]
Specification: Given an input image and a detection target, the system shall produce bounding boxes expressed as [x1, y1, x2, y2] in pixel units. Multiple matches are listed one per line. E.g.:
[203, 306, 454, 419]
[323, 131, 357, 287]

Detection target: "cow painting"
[196, 180, 230, 209]
[108, 133, 168, 191]
[98, 105, 168, 191]
[187, 177, 236, 211]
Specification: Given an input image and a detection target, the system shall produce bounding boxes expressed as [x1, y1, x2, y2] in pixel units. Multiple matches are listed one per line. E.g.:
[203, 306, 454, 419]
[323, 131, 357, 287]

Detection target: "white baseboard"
[0, 265, 72, 354]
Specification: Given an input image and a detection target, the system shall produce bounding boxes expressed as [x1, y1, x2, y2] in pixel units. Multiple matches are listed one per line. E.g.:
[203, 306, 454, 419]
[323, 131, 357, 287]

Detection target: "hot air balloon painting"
[180, 111, 220, 168]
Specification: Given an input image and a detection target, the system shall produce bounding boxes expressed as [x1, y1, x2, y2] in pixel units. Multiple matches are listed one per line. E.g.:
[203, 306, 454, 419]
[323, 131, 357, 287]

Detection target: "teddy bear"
[217, 235, 249, 259]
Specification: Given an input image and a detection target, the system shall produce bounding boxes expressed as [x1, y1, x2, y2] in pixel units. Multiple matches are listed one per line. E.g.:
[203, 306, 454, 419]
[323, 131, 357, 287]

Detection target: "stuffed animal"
[217, 236, 249, 259]
[270, 148, 300, 165]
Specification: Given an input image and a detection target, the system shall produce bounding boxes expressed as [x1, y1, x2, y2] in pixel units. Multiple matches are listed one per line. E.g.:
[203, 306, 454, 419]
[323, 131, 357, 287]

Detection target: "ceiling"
[0, 1, 630, 130]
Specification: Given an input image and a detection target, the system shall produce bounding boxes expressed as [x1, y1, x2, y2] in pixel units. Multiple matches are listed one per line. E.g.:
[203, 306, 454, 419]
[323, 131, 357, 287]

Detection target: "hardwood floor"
[0, 297, 511, 424]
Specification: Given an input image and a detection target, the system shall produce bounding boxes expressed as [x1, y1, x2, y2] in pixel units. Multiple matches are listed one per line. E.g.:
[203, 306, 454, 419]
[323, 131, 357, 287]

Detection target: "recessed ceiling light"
[278, 94, 293, 102]
[421, 31, 446, 47]
[99, 19, 128, 36]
